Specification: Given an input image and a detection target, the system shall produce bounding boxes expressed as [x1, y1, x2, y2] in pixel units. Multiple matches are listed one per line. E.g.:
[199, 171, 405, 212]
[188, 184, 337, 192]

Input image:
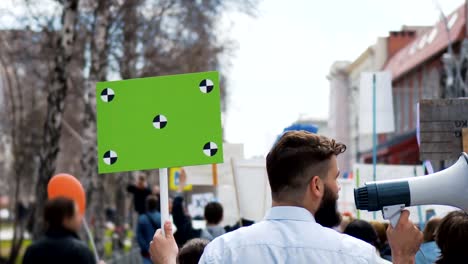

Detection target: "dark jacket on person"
[23, 227, 95, 264]
[137, 210, 161, 256]
[172, 196, 201, 247]
[127, 184, 151, 214]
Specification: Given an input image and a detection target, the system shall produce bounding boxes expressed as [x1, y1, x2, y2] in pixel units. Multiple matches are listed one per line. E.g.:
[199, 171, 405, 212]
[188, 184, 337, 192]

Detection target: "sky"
[0, 0, 465, 158]
[222, 0, 466, 158]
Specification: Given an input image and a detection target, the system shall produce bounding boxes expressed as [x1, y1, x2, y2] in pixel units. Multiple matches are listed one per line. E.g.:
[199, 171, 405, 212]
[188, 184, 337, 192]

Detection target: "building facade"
[329, 4, 466, 168]
[328, 30, 417, 169]
[347, 37, 388, 167]
[367, 5, 466, 165]
[328, 61, 352, 173]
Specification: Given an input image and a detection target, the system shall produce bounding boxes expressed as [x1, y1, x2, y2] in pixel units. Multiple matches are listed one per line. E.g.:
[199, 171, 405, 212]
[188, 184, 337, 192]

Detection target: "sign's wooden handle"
[463, 128, 468, 153]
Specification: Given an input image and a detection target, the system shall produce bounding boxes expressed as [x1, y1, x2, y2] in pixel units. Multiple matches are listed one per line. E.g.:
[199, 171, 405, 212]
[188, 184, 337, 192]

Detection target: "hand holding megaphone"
[354, 152, 468, 227]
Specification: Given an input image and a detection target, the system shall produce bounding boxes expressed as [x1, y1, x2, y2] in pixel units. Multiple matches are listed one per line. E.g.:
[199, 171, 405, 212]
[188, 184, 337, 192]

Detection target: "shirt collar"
[265, 206, 316, 223]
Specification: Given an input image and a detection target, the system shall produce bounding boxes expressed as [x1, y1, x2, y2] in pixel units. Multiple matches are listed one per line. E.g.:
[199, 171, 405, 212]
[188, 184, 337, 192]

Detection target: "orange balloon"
[47, 173, 86, 215]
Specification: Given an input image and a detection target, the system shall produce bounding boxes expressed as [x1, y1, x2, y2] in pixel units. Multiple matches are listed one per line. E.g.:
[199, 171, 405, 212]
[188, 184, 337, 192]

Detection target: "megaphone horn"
[354, 152, 468, 227]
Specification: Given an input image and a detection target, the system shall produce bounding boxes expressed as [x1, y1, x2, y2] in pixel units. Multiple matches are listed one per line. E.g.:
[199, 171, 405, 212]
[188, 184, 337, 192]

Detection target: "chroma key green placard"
[96, 71, 223, 174]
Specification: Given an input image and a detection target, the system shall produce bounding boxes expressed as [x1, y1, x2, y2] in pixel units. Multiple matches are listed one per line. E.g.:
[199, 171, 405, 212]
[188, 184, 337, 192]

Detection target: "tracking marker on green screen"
[96, 71, 224, 174]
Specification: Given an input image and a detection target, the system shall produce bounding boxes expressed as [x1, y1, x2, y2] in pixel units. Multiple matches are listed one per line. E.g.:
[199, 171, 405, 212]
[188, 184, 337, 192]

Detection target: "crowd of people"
[22, 131, 468, 264]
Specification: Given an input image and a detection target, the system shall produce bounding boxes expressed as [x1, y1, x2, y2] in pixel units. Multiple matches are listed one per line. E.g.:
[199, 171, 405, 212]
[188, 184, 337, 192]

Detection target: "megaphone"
[354, 152, 468, 227]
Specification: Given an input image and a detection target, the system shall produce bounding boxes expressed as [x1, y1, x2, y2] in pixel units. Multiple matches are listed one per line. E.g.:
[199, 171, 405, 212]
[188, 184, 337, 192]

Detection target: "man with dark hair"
[137, 195, 161, 264]
[197, 131, 423, 263]
[200, 202, 225, 241]
[23, 197, 96, 264]
[177, 238, 210, 264]
[127, 174, 152, 215]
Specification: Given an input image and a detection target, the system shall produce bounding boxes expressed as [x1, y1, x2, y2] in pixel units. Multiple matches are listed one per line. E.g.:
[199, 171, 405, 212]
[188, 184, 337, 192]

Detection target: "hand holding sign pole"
[96, 71, 224, 235]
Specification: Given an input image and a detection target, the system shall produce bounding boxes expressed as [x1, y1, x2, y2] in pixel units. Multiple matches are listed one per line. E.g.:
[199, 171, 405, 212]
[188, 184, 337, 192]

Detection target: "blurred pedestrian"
[200, 202, 225, 241]
[172, 169, 201, 247]
[137, 195, 161, 264]
[435, 211, 468, 263]
[344, 219, 391, 264]
[415, 217, 441, 264]
[127, 175, 152, 215]
[23, 197, 98, 264]
[152, 185, 160, 196]
[177, 238, 210, 264]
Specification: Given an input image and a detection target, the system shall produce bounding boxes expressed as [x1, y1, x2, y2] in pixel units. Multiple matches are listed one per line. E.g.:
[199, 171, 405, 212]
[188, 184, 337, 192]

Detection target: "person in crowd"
[343, 219, 391, 264]
[127, 174, 152, 215]
[150, 132, 423, 264]
[23, 197, 99, 264]
[171, 169, 202, 247]
[137, 195, 161, 264]
[415, 217, 441, 264]
[177, 238, 210, 264]
[206, 132, 425, 262]
[153, 185, 160, 196]
[200, 202, 225, 241]
[371, 221, 392, 261]
[171, 169, 241, 245]
[435, 211, 468, 263]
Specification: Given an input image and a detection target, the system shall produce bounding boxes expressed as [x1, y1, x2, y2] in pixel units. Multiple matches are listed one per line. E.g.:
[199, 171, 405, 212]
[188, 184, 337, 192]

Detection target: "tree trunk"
[33, 0, 80, 239]
[119, 0, 140, 79]
[81, 0, 111, 256]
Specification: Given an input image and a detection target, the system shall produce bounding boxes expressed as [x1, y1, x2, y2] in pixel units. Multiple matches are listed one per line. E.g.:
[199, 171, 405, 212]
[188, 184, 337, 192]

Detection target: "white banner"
[359, 72, 395, 134]
[184, 143, 244, 186]
[231, 158, 272, 222]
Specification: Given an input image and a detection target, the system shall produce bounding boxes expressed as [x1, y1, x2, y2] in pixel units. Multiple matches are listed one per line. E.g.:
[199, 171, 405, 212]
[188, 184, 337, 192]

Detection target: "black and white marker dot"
[101, 88, 115, 102]
[199, 79, 214, 94]
[203, 142, 218, 157]
[103, 150, 118, 165]
[153, 115, 168, 129]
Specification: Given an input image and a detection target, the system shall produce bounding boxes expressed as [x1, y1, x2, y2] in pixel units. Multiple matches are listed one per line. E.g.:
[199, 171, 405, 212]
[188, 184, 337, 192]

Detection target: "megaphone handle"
[382, 204, 405, 228]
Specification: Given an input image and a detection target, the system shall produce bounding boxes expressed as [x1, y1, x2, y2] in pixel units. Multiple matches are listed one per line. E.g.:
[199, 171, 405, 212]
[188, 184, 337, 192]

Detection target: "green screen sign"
[96, 71, 223, 174]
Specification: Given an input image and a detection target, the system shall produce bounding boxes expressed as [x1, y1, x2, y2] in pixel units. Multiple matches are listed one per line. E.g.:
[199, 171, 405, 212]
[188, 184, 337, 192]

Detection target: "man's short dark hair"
[44, 197, 76, 229]
[204, 202, 223, 225]
[177, 238, 209, 264]
[266, 131, 346, 202]
[146, 195, 159, 212]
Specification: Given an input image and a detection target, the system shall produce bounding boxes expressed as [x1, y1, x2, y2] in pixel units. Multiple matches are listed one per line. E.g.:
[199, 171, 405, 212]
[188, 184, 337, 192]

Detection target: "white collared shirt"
[199, 206, 377, 264]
